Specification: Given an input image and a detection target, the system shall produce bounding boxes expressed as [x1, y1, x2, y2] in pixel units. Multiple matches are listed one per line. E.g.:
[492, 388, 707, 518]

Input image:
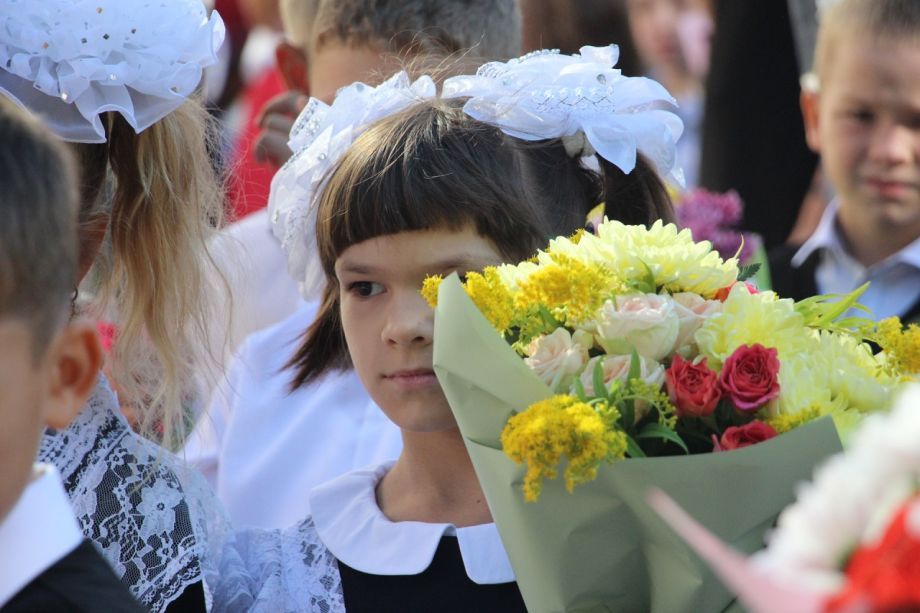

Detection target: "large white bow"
[0, 0, 224, 143]
[268, 71, 437, 300]
[443, 45, 685, 187]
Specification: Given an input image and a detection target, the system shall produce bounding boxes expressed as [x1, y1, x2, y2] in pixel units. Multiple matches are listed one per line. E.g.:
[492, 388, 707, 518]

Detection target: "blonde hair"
[280, 0, 521, 60]
[815, 0, 920, 82]
[77, 98, 225, 450]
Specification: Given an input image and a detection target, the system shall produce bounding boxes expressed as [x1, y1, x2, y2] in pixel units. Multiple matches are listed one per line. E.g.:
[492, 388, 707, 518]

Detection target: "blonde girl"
[0, 1, 228, 610]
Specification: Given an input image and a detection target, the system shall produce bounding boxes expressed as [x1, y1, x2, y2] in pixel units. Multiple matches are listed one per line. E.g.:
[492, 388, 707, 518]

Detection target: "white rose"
[578, 354, 665, 421]
[525, 328, 589, 392]
[594, 294, 679, 361]
[671, 292, 723, 355]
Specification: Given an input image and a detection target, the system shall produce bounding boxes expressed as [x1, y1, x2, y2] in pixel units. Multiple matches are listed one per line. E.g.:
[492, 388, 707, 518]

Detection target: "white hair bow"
[268, 71, 437, 300]
[0, 0, 224, 143]
[443, 45, 685, 187]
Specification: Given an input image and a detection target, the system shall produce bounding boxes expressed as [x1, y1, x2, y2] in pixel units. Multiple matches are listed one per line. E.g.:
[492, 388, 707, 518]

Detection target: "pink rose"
[718, 344, 781, 411]
[594, 294, 679, 361]
[525, 328, 589, 391]
[580, 354, 665, 397]
[713, 421, 778, 451]
[665, 354, 721, 418]
[671, 292, 723, 354]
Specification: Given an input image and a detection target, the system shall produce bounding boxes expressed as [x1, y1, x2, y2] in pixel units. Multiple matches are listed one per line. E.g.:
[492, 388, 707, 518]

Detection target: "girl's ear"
[44, 320, 103, 430]
[276, 41, 309, 93]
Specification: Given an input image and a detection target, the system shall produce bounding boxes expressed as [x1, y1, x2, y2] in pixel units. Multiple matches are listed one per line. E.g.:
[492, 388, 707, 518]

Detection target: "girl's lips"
[384, 369, 439, 390]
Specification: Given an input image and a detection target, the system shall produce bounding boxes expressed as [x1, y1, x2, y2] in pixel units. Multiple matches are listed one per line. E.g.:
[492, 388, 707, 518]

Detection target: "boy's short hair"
[0, 97, 79, 354]
[280, 0, 522, 60]
[815, 0, 920, 82]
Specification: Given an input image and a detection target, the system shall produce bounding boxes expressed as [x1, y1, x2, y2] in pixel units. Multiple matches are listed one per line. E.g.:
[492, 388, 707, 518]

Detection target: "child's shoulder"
[38, 374, 211, 610]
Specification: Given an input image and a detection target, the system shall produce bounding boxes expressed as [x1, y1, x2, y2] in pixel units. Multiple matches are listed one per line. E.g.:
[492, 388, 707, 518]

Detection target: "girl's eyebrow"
[337, 256, 499, 276]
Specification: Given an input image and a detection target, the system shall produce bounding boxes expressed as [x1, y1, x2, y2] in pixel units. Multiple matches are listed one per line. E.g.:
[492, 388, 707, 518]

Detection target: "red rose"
[718, 343, 780, 411]
[714, 281, 759, 302]
[713, 421, 777, 451]
[665, 354, 721, 418]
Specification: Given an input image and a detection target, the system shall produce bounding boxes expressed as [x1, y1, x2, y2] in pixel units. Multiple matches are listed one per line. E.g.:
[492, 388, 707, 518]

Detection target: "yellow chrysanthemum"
[514, 254, 614, 325]
[696, 284, 810, 368]
[877, 317, 920, 376]
[765, 331, 891, 442]
[593, 220, 739, 297]
[766, 405, 821, 434]
[501, 395, 627, 502]
[421, 275, 442, 309]
[765, 400, 863, 445]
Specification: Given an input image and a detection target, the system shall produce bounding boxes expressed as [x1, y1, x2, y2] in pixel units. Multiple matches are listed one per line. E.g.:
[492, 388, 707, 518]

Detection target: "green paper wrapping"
[433, 275, 843, 613]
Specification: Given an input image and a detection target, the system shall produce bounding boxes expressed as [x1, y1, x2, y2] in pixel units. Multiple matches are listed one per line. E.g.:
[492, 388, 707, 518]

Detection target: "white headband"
[443, 45, 685, 187]
[0, 0, 224, 143]
[268, 71, 437, 300]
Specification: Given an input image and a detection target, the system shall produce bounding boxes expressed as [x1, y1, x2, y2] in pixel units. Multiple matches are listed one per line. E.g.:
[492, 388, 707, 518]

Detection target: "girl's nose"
[382, 289, 434, 347]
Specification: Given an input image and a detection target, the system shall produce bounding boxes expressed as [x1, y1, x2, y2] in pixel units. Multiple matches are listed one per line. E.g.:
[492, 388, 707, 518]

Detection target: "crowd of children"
[0, 0, 917, 611]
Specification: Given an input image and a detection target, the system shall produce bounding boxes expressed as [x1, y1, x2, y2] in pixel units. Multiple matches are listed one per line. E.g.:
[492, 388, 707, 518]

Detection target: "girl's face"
[335, 226, 504, 433]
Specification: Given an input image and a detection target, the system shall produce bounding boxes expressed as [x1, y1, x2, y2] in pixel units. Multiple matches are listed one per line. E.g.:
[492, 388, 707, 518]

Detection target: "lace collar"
[39, 374, 128, 487]
[310, 462, 516, 585]
[37, 374, 226, 612]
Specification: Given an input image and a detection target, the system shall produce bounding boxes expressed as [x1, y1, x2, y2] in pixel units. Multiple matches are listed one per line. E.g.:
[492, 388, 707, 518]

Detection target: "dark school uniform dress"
[312, 463, 528, 613]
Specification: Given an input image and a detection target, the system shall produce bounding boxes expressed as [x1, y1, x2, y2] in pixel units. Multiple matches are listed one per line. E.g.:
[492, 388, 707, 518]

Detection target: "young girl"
[217, 46, 680, 612]
[0, 1, 227, 610]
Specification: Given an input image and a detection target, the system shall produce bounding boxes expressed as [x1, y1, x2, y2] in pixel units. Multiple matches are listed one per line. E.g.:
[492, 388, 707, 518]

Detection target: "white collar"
[792, 201, 920, 271]
[0, 464, 83, 607]
[309, 462, 516, 585]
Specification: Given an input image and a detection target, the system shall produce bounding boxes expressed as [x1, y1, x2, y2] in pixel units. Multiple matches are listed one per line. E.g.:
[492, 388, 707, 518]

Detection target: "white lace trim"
[38, 374, 229, 612]
[214, 518, 345, 613]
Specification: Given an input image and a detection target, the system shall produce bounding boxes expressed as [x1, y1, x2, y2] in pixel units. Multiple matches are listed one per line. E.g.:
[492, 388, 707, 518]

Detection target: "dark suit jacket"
[2, 540, 146, 613]
[700, 0, 818, 249]
[769, 244, 920, 324]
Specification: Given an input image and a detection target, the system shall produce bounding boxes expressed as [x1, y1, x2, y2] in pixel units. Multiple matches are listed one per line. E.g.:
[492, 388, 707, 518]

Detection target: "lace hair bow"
[443, 45, 685, 187]
[268, 71, 437, 300]
[0, 0, 224, 143]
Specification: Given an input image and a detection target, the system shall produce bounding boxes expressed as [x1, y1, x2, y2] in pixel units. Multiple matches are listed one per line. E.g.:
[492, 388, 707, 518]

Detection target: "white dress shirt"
[185, 302, 403, 529]
[0, 464, 83, 607]
[310, 462, 515, 584]
[200, 209, 305, 402]
[792, 202, 920, 320]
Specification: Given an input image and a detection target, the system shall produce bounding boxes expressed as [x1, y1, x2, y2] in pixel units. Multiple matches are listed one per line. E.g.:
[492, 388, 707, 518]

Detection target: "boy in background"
[0, 99, 140, 611]
[769, 0, 920, 325]
[190, 0, 523, 529]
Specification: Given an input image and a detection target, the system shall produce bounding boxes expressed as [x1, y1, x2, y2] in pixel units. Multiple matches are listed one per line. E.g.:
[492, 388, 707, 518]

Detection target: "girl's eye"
[347, 281, 384, 298]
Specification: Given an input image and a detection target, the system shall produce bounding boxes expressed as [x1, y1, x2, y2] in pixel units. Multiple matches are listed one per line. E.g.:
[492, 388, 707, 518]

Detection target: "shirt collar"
[309, 462, 515, 585]
[0, 464, 83, 607]
[791, 201, 842, 268]
[792, 201, 920, 272]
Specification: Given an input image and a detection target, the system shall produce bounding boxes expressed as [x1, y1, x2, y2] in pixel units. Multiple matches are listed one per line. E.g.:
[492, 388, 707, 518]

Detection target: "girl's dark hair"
[289, 99, 673, 388]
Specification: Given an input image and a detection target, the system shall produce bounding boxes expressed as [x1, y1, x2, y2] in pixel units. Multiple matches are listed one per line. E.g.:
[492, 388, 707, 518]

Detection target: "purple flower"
[676, 189, 760, 262]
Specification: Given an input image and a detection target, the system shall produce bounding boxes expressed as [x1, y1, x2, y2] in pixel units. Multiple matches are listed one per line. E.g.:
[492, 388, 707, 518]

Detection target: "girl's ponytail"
[95, 99, 225, 449]
[599, 154, 675, 227]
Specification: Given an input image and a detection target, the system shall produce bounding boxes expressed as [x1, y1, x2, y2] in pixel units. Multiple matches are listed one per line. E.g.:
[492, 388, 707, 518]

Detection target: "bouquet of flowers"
[426, 219, 914, 612]
[652, 383, 920, 613]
